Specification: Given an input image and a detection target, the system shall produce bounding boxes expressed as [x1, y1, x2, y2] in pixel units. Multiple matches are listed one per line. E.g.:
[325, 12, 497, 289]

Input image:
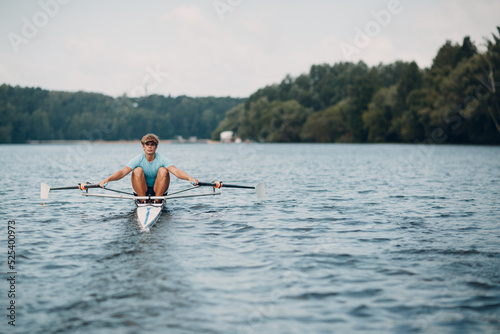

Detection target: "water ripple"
[1, 143, 499, 334]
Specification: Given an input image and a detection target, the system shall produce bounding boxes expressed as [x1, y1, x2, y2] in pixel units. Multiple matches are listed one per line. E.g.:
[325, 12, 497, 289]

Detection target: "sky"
[1, 0, 499, 98]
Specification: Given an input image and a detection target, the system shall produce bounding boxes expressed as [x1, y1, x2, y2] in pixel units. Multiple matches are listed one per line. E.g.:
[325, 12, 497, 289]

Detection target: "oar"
[196, 181, 265, 198]
[40, 182, 101, 199]
[82, 192, 221, 200]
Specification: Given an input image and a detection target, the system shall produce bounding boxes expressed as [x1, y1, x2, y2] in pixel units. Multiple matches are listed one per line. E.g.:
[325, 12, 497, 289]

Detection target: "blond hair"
[141, 133, 159, 145]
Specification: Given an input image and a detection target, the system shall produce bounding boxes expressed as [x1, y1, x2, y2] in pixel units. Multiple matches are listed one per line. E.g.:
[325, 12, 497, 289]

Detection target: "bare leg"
[131, 167, 147, 197]
[154, 167, 170, 198]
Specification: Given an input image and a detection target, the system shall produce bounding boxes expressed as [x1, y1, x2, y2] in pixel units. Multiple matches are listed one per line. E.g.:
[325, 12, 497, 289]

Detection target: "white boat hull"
[135, 201, 165, 229]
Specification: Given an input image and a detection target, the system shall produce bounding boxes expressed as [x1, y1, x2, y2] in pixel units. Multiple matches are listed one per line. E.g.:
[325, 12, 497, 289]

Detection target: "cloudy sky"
[1, 0, 499, 98]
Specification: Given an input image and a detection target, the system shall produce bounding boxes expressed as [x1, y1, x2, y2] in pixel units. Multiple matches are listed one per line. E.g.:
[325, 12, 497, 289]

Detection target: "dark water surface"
[1, 143, 499, 333]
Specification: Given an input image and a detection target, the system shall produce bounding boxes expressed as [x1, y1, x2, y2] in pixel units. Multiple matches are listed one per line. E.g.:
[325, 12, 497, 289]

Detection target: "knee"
[157, 167, 169, 178]
[132, 167, 144, 177]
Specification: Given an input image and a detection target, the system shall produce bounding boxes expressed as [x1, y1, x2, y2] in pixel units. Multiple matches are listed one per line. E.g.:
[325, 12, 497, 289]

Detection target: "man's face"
[143, 141, 157, 154]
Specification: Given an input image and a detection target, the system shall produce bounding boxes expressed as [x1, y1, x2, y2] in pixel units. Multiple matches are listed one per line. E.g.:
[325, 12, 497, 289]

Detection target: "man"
[99, 133, 198, 201]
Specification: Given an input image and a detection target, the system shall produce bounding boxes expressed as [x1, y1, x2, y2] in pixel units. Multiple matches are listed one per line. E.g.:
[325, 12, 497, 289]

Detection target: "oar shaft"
[219, 184, 255, 189]
[41, 182, 101, 199]
[51, 184, 101, 191]
[50, 185, 79, 190]
[83, 192, 220, 200]
[197, 182, 255, 189]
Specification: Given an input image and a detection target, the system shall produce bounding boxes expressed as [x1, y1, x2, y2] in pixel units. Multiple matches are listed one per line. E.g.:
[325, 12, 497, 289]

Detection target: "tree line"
[213, 28, 500, 144]
[0, 87, 244, 143]
[2, 28, 499, 145]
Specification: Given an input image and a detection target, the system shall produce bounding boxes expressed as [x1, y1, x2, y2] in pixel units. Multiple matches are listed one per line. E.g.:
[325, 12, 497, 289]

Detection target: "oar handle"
[197, 181, 255, 189]
[80, 183, 102, 190]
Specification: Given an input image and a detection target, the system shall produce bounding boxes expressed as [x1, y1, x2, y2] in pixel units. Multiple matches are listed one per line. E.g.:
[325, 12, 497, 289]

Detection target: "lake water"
[1, 143, 499, 334]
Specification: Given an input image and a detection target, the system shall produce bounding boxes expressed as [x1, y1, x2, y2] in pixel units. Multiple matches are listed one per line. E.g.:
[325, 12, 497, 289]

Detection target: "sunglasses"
[144, 141, 157, 146]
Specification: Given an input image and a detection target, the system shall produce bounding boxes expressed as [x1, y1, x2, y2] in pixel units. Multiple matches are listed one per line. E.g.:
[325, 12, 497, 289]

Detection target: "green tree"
[347, 68, 378, 142]
[30, 109, 53, 140]
[0, 85, 244, 143]
[301, 99, 350, 142]
[363, 86, 397, 142]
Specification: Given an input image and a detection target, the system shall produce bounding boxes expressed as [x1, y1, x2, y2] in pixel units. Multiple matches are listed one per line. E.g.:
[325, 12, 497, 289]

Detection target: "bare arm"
[167, 165, 198, 185]
[99, 166, 133, 187]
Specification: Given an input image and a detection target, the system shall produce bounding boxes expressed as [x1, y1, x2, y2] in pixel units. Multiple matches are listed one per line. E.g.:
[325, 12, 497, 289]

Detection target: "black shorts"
[134, 187, 167, 196]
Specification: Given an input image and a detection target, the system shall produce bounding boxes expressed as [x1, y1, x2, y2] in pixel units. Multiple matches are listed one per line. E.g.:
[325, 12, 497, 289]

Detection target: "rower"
[98, 133, 198, 202]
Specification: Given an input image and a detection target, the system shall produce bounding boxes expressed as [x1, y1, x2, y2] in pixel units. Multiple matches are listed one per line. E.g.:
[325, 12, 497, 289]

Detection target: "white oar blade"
[41, 183, 50, 199]
[255, 182, 265, 198]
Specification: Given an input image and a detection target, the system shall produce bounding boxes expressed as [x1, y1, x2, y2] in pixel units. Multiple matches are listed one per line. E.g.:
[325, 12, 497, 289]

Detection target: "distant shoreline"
[25, 139, 221, 145]
[2, 140, 496, 146]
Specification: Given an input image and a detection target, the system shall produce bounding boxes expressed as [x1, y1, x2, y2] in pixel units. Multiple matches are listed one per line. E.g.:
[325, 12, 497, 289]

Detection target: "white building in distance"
[220, 131, 233, 143]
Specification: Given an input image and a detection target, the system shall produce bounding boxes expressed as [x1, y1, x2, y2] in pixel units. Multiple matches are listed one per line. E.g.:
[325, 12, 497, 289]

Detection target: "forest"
[0, 87, 244, 143]
[214, 28, 500, 144]
[1, 28, 499, 144]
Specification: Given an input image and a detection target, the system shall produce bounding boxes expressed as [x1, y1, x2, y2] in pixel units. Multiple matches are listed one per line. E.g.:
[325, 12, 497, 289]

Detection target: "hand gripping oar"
[196, 181, 265, 198]
[40, 182, 101, 199]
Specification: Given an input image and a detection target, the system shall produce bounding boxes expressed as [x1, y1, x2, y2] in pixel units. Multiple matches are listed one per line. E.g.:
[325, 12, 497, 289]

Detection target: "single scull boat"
[135, 200, 165, 229]
[40, 181, 265, 230]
